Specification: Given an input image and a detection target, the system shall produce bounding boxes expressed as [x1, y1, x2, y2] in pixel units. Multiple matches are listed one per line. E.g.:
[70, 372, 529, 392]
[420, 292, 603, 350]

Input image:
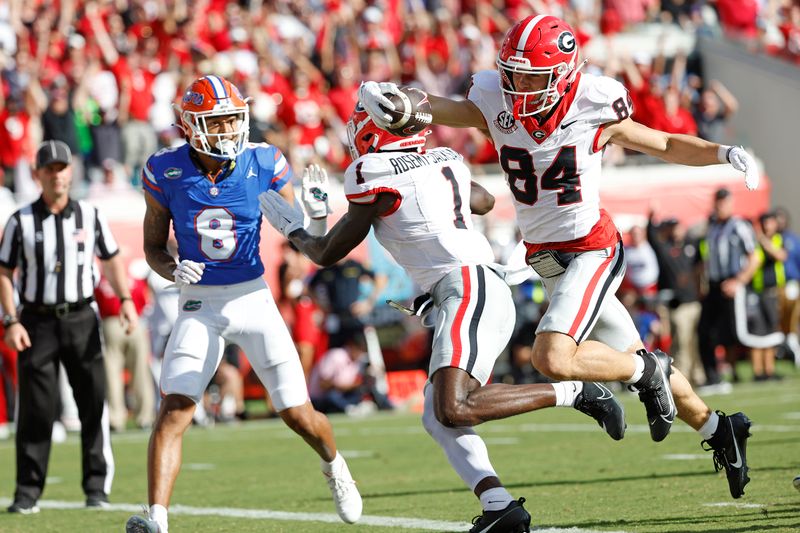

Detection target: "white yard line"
[703, 502, 766, 510]
[0, 498, 628, 532]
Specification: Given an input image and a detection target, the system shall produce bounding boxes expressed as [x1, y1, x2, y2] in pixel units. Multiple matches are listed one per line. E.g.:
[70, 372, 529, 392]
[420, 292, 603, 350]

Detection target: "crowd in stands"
[1, 1, 799, 432]
[1, 0, 799, 199]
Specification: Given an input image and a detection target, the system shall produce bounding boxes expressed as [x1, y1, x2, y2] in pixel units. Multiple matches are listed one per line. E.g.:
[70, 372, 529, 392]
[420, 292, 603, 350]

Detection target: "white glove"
[301, 164, 332, 219]
[173, 259, 205, 288]
[723, 146, 759, 191]
[357, 81, 402, 129]
[258, 190, 305, 238]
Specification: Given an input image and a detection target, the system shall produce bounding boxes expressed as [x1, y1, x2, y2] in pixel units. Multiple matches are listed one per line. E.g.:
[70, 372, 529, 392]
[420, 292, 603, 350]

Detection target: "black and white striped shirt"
[0, 197, 119, 305]
[705, 215, 756, 283]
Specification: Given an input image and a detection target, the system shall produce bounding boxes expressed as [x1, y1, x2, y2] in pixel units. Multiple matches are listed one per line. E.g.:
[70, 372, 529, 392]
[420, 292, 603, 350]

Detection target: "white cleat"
[323, 459, 363, 523]
[126, 512, 162, 533]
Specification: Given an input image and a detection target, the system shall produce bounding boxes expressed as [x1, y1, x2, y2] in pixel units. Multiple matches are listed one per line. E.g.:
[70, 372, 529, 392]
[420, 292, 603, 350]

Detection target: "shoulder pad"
[249, 143, 278, 169]
[582, 74, 629, 106]
[470, 70, 501, 94]
[344, 154, 394, 189]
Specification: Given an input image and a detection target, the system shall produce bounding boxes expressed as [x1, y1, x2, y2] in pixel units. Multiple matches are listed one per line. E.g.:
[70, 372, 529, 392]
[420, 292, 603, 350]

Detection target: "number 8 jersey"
[143, 142, 291, 285]
[468, 70, 632, 251]
[343, 147, 495, 292]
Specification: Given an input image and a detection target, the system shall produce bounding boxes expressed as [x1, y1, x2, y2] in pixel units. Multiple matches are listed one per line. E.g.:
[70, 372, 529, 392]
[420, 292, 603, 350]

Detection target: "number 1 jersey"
[343, 147, 494, 292]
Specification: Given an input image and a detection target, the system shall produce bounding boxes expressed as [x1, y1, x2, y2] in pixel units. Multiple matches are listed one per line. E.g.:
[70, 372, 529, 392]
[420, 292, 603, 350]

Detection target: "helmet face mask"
[347, 103, 428, 159]
[178, 75, 250, 160]
[496, 16, 578, 118]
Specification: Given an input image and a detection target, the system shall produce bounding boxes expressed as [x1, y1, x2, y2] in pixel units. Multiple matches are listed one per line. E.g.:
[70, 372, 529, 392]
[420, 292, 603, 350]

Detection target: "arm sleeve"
[0, 213, 21, 269]
[94, 206, 120, 260]
[343, 157, 402, 216]
[141, 158, 169, 207]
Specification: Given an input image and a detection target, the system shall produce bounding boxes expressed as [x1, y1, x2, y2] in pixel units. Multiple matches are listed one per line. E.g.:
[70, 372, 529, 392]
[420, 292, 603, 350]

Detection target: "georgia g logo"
[557, 31, 576, 54]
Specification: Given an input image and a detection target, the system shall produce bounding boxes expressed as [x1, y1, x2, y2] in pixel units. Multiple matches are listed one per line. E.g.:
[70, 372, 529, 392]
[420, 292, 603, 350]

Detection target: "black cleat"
[631, 349, 676, 442]
[702, 411, 752, 499]
[7, 499, 40, 514]
[574, 382, 626, 440]
[86, 492, 110, 508]
[469, 497, 531, 533]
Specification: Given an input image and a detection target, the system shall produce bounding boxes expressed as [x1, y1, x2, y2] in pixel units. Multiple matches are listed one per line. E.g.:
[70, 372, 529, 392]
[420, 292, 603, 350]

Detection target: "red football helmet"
[346, 102, 428, 159]
[496, 15, 579, 118]
[178, 75, 250, 160]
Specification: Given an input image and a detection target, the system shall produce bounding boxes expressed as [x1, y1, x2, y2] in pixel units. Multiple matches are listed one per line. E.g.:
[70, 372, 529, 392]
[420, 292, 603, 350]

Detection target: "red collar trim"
[520, 72, 582, 145]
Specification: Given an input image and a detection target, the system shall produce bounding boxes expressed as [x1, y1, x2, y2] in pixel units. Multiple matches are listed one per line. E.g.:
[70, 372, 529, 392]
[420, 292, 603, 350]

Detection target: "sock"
[552, 381, 583, 407]
[699, 411, 720, 440]
[625, 352, 650, 385]
[149, 504, 168, 532]
[321, 451, 344, 475]
[479, 487, 513, 511]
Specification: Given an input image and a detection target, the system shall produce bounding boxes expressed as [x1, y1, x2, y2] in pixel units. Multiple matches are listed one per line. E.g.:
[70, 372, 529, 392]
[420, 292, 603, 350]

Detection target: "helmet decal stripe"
[514, 14, 547, 56]
[205, 75, 228, 100]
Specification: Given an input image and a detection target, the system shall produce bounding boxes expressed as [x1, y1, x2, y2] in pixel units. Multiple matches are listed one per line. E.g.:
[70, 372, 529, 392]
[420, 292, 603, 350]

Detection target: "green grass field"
[1, 365, 798, 532]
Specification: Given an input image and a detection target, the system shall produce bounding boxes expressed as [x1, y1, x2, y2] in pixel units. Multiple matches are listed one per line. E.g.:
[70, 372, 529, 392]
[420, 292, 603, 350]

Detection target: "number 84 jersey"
[343, 147, 495, 292]
[468, 70, 632, 248]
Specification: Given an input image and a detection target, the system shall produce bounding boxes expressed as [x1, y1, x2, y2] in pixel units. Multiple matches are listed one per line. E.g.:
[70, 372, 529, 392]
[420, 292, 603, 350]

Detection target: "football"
[380, 87, 433, 137]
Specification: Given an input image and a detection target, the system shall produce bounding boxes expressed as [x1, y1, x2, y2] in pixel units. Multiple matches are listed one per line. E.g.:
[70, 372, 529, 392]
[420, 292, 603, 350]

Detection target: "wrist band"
[119, 296, 132, 303]
[717, 145, 733, 164]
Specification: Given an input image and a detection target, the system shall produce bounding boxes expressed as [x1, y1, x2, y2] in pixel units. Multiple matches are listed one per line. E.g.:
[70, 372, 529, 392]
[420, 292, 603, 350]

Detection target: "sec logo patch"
[493, 111, 518, 134]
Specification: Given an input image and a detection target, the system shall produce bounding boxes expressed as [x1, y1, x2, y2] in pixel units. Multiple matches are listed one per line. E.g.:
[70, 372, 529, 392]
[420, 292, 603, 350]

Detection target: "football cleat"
[470, 497, 531, 533]
[574, 382, 626, 440]
[126, 508, 162, 533]
[324, 459, 363, 523]
[7, 499, 40, 514]
[702, 411, 752, 499]
[631, 349, 676, 442]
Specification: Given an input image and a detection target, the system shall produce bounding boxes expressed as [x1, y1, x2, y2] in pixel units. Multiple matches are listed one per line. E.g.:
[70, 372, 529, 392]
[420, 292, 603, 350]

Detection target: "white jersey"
[343, 147, 495, 292]
[468, 70, 632, 245]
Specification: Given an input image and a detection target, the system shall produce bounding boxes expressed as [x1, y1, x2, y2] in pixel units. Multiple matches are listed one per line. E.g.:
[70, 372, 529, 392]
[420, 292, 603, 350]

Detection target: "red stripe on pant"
[568, 250, 615, 337]
[450, 266, 471, 367]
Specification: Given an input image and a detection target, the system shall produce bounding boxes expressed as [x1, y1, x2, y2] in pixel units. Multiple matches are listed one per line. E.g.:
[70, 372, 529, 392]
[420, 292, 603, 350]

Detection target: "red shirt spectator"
[95, 275, 148, 318]
[714, 0, 759, 39]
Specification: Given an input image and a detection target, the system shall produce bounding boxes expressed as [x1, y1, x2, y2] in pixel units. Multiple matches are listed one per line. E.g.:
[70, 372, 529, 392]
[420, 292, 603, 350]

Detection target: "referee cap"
[36, 140, 72, 168]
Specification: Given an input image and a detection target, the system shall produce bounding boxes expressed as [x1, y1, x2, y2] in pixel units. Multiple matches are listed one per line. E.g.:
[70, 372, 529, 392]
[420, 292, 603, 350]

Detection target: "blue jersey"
[142, 142, 292, 285]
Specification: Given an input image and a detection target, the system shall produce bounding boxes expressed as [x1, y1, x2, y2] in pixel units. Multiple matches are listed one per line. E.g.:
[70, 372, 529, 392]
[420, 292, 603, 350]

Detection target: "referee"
[0, 140, 138, 514]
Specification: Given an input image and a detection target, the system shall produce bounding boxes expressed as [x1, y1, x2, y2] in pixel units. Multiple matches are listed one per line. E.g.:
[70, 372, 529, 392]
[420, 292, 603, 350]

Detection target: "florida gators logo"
[182, 91, 204, 106]
[183, 300, 202, 312]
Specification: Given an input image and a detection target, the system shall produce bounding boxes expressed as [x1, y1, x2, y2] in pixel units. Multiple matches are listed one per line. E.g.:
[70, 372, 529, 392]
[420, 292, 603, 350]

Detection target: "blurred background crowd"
[0, 0, 799, 436]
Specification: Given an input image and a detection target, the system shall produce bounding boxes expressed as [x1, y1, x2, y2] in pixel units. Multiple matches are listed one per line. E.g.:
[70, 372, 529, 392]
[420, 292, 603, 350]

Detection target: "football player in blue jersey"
[125, 75, 361, 533]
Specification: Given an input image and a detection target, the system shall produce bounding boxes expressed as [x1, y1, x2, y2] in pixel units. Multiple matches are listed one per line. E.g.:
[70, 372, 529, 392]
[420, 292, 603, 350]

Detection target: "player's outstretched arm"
[143, 192, 180, 281]
[358, 81, 486, 131]
[259, 190, 393, 267]
[601, 118, 759, 190]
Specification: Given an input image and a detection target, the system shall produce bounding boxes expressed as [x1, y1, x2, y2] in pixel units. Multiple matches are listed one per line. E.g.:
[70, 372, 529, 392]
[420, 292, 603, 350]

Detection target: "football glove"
[258, 190, 305, 238]
[173, 259, 205, 288]
[301, 164, 332, 219]
[722, 145, 759, 191]
[357, 81, 402, 129]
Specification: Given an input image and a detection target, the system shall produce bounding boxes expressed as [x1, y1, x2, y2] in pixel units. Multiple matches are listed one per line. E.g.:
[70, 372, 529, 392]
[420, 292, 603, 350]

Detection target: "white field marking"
[0, 498, 628, 532]
[662, 454, 709, 461]
[45, 476, 63, 484]
[781, 412, 800, 420]
[703, 502, 766, 509]
[184, 463, 216, 470]
[340, 450, 377, 459]
[483, 437, 522, 445]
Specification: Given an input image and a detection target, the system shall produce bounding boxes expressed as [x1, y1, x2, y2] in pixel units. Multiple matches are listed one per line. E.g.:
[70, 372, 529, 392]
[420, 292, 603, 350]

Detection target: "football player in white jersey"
[259, 103, 627, 532]
[358, 14, 754, 501]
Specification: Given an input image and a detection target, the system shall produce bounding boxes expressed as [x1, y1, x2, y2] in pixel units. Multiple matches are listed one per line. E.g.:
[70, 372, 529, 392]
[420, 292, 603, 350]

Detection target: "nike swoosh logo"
[593, 383, 614, 400]
[475, 517, 505, 533]
[729, 418, 743, 468]
[560, 120, 578, 130]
